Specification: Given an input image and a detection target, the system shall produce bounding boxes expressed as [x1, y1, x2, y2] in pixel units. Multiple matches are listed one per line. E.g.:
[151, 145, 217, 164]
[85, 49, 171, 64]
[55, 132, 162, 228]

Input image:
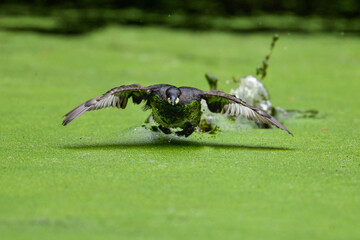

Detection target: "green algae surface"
[0, 25, 359, 240]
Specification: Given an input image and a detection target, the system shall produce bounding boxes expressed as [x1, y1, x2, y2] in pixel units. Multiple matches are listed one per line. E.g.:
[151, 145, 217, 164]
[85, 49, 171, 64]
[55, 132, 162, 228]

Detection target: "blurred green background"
[0, 1, 359, 240]
[1, 0, 360, 34]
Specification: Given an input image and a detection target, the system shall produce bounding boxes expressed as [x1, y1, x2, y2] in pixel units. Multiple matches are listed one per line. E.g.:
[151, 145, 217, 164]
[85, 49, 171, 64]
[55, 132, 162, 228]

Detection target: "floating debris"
[256, 35, 279, 80]
[230, 75, 273, 115]
[198, 35, 318, 133]
[205, 73, 218, 90]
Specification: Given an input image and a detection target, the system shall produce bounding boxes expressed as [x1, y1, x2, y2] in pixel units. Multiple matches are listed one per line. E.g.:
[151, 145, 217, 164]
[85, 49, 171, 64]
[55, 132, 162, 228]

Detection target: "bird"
[62, 84, 292, 137]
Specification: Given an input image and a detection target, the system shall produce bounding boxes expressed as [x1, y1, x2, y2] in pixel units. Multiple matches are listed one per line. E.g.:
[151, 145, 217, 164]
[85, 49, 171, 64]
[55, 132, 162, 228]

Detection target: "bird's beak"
[171, 97, 176, 105]
[168, 97, 179, 105]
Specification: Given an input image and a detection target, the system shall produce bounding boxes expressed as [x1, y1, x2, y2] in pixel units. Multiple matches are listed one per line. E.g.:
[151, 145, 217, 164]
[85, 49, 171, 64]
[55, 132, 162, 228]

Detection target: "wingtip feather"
[266, 115, 293, 136]
[62, 103, 89, 126]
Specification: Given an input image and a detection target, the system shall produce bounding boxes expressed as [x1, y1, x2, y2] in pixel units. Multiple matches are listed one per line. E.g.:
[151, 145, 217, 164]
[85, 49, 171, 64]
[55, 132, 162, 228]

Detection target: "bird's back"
[178, 86, 203, 105]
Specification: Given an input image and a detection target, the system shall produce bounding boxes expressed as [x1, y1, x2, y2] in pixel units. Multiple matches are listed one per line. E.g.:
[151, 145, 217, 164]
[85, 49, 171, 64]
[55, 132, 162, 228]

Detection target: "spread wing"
[63, 84, 150, 126]
[201, 90, 293, 135]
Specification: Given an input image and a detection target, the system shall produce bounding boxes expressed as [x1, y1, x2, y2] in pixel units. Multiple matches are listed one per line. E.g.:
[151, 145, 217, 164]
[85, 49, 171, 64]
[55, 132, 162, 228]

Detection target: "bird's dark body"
[62, 83, 293, 137]
[146, 85, 203, 135]
[150, 94, 202, 128]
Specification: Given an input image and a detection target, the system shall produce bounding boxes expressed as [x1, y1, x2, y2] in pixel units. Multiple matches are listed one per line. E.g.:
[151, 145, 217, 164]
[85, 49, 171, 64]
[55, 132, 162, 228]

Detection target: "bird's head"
[165, 87, 181, 106]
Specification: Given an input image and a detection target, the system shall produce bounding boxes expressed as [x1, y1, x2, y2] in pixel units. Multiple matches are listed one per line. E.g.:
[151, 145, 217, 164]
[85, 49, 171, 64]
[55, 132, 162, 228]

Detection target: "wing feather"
[202, 90, 293, 135]
[63, 84, 149, 126]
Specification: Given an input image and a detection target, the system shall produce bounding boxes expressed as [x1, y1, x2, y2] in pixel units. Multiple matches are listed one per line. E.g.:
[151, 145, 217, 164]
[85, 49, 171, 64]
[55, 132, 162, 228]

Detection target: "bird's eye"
[175, 97, 179, 104]
[168, 98, 171, 104]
